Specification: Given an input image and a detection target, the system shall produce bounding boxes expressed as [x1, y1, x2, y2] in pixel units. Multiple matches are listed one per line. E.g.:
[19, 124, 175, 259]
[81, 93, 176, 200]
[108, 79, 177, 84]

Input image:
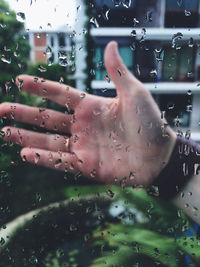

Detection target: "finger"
[104, 41, 145, 99]
[0, 102, 73, 133]
[1, 127, 70, 152]
[16, 74, 88, 109]
[20, 147, 82, 173]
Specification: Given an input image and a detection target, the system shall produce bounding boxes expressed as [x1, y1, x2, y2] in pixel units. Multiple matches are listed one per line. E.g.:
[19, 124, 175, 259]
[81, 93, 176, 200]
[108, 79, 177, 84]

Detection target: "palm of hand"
[0, 42, 176, 187]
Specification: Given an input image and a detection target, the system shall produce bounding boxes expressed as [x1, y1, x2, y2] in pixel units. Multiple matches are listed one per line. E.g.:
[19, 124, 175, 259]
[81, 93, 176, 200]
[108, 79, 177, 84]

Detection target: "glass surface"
[0, 1, 200, 266]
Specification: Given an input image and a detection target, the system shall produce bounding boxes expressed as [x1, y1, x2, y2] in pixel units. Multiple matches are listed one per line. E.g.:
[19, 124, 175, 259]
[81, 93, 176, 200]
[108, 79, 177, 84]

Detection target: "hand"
[0, 41, 176, 187]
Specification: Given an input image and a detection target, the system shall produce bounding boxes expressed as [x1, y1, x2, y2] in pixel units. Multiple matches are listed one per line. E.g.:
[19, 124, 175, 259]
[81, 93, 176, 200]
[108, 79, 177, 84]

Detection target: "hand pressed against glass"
[0, 41, 176, 186]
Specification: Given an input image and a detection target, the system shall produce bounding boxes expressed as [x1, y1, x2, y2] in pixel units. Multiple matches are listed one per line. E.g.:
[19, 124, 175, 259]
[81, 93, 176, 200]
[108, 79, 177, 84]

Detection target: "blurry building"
[90, 0, 200, 140]
[28, 29, 75, 74]
[27, 0, 87, 91]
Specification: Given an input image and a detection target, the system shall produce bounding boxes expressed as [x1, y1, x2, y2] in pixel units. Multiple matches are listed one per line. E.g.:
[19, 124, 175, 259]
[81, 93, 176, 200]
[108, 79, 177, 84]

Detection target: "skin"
[0, 41, 177, 187]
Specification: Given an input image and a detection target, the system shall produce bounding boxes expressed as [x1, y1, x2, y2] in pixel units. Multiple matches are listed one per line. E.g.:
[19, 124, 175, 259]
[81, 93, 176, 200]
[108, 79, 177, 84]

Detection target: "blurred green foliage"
[0, 0, 30, 90]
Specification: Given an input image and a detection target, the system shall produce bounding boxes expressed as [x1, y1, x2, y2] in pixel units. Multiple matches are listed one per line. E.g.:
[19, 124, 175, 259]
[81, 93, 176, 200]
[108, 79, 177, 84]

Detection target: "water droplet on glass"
[16, 12, 26, 23]
[6, 128, 11, 137]
[133, 17, 139, 26]
[112, 0, 121, 7]
[177, 0, 182, 7]
[36, 192, 42, 202]
[34, 153, 40, 164]
[54, 158, 62, 168]
[38, 65, 47, 72]
[186, 105, 192, 112]
[150, 69, 157, 78]
[47, 56, 53, 66]
[104, 74, 111, 83]
[122, 0, 131, 8]
[130, 42, 136, 51]
[185, 10, 191, 16]
[146, 11, 153, 22]
[154, 48, 164, 62]
[102, 5, 110, 20]
[167, 103, 175, 110]
[1, 55, 11, 64]
[0, 237, 5, 246]
[172, 32, 183, 49]
[80, 93, 86, 99]
[46, 46, 52, 55]
[106, 189, 115, 198]
[188, 37, 194, 48]
[69, 224, 77, 231]
[59, 77, 64, 84]
[131, 29, 136, 37]
[90, 17, 99, 28]
[90, 169, 96, 178]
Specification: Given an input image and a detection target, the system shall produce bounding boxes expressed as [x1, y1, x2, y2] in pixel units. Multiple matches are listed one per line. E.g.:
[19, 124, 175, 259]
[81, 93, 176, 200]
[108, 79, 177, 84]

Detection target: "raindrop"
[154, 48, 164, 62]
[102, 5, 110, 20]
[38, 65, 47, 72]
[90, 69, 95, 76]
[117, 69, 122, 76]
[106, 189, 115, 198]
[187, 89, 192, 95]
[84, 233, 90, 242]
[177, 0, 182, 7]
[69, 224, 77, 231]
[22, 155, 27, 162]
[54, 158, 62, 168]
[133, 17, 139, 26]
[150, 69, 157, 78]
[46, 46, 52, 55]
[146, 11, 153, 22]
[122, 0, 131, 8]
[0, 237, 5, 246]
[188, 37, 194, 48]
[112, 0, 121, 7]
[59, 77, 64, 84]
[172, 32, 183, 49]
[90, 17, 99, 28]
[104, 74, 111, 83]
[1, 55, 11, 64]
[90, 169, 96, 178]
[6, 128, 11, 137]
[130, 42, 136, 51]
[36, 192, 42, 202]
[167, 103, 175, 110]
[136, 64, 141, 76]
[185, 130, 191, 139]
[34, 153, 40, 164]
[77, 5, 81, 12]
[80, 93, 86, 99]
[131, 30, 136, 37]
[47, 56, 53, 66]
[16, 12, 26, 23]
[185, 10, 191, 16]
[186, 105, 192, 112]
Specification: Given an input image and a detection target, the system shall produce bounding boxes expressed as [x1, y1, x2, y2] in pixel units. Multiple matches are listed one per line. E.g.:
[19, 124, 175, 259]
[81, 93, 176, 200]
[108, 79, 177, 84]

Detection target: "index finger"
[16, 75, 86, 109]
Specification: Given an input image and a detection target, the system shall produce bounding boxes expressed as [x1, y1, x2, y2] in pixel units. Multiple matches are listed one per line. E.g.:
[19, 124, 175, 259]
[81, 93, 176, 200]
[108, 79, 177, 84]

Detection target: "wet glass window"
[95, 45, 134, 80]
[1, 0, 200, 266]
[162, 46, 196, 82]
[165, 0, 199, 27]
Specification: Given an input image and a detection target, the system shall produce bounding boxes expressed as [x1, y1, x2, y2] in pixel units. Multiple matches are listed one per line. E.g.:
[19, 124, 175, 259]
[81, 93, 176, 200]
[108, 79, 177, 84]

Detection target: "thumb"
[104, 41, 142, 99]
